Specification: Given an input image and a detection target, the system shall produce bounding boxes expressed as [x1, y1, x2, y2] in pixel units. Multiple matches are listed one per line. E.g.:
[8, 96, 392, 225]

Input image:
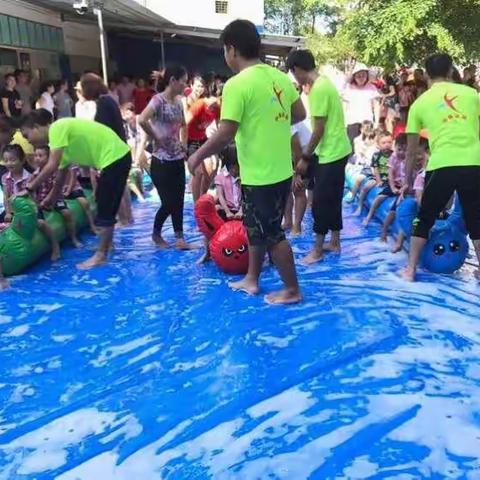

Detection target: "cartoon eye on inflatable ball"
[195, 194, 249, 275]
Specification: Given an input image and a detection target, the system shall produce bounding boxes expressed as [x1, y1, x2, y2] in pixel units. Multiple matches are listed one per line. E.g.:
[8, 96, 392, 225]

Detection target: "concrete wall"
[137, 0, 264, 30]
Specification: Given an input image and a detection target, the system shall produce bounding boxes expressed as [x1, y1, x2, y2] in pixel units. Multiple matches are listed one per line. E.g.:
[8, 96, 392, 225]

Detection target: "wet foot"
[300, 250, 324, 265]
[77, 253, 107, 270]
[265, 289, 303, 305]
[152, 234, 170, 249]
[323, 243, 341, 254]
[400, 267, 416, 282]
[228, 277, 260, 295]
[51, 247, 61, 262]
[391, 243, 403, 254]
[72, 238, 83, 248]
[175, 239, 199, 250]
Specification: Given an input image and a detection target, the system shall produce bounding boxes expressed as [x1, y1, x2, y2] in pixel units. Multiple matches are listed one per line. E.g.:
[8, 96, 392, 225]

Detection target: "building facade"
[136, 0, 264, 30]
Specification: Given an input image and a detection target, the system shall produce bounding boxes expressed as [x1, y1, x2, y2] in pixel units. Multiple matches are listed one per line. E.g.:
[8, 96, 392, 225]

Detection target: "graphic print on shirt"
[272, 83, 288, 122]
[438, 93, 467, 122]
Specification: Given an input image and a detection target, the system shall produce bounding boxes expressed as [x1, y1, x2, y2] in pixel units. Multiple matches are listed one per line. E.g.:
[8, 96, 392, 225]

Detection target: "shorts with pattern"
[242, 177, 291, 247]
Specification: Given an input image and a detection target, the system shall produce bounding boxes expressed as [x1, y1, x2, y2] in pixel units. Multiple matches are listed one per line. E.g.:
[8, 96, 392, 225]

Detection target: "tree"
[264, 0, 338, 36]
[336, 0, 480, 67]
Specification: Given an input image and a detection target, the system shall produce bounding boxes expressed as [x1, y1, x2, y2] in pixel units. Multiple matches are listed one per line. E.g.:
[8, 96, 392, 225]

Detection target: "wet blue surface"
[0, 193, 479, 479]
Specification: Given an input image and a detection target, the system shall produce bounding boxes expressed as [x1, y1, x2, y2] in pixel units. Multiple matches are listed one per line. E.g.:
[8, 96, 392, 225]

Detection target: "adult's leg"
[456, 166, 480, 279]
[323, 157, 347, 252]
[283, 191, 294, 231]
[402, 169, 455, 281]
[150, 157, 174, 248]
[78, 153, 131, 269]
[302, 162, 328, 265]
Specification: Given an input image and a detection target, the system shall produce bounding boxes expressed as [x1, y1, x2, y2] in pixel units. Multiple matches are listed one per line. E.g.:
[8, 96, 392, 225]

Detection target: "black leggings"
[413, 166, 480, 240]
[150, 157, 185, 236]
[312, 156, 348, 235]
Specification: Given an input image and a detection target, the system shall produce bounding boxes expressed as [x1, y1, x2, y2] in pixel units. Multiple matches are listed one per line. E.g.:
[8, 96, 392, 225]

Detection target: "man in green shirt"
[22, 110, 132, 270]
[287, 50, 352, 265]
[188, 20, 306, 305]
[403, 53, 480, 282]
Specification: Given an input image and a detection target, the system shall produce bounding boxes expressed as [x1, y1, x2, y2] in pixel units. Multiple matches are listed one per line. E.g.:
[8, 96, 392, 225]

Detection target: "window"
[215, 0, 228, 14]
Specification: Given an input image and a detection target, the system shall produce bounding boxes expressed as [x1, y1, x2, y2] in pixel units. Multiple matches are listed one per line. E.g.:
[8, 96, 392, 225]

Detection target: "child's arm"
[2, 183, 12, 222]
[90, 169, 98, 193]
[64, 169, 75, 197]
[415, 189, 423, 205]
[217, 185, 233, 218]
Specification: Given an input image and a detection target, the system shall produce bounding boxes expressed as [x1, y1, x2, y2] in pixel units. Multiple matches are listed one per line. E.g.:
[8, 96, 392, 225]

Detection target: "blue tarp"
[0, 195, 479, 479]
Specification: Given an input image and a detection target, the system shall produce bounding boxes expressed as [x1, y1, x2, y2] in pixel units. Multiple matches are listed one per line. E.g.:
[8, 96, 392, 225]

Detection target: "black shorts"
[379, 184, 397, 197]
[95, 152, 132, 227]
[413, 166, 480, 239]
[37, 200, 69, 220]
[242, 177, 291, 247]
[65, 189, 86, 200]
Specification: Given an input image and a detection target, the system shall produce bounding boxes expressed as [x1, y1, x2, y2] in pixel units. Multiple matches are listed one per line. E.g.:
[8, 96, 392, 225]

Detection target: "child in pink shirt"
[214, 144, 242, 220]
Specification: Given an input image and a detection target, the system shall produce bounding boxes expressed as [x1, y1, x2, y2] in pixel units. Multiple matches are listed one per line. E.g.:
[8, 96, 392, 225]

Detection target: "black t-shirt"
[0, 88, 22, 117]
[95, 94, 126, 142]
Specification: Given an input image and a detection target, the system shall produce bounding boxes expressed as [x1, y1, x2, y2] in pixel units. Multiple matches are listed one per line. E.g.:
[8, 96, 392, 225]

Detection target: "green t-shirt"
[221, 64, 299, 186]
[309, 76, 352, 164]
[49, 118, 130, 170]
[407, 82, 480, 171]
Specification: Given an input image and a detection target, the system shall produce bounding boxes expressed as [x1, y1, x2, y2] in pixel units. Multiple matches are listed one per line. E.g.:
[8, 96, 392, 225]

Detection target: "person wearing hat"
[343, 63, 380, 144]
[74, 81, 96, 120]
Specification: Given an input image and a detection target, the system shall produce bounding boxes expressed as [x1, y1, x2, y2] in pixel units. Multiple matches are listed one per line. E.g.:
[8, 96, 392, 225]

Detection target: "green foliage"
[265, 0, 480, 68]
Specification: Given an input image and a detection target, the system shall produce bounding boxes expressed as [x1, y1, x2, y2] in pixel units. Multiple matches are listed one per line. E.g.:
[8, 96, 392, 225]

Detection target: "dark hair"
[23, 109, 54, 129]
[80, 72, 108, 100]
[395, 133, 408, 147]
[286, 49, 316, 72]
[4, 73, 15, 81]
[157, 64, 187, 92]
[40, 81, 54, 93]
[14, 69, 26, 78]
[220, 143, 238, 169]
[220, 20, 261, 60]
[35, 144, 50, 156]
[376, 129, 392, 141]
[425, 53, 453, 80]
[361, 120, 374, 140]
[2, 143, 25, 162]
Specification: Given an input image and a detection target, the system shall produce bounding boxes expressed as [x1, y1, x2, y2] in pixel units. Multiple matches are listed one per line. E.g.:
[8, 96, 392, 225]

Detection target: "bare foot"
[265, 288, 302, 305]
[51, 247, 61, 262]
[391, 243, 403, 254]
[175, 239, 199, 250]
[152, 234, 170, 249]
[229, 277, 260, 295]
[72, 238, 83, 248]
[323, 243, 341, 254]
[300, 249, 324, 265]
[77, 252, 107, 270]
[400, 267, 416, 282]
[291, 226, 301, 237]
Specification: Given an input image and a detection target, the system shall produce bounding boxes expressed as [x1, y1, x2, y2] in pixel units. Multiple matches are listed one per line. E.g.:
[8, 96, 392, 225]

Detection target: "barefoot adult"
[402, 53, 480, 281]
[22, 109, 131, 270]
[287, 50, 352, 265]
[188, 20, 306, 304]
